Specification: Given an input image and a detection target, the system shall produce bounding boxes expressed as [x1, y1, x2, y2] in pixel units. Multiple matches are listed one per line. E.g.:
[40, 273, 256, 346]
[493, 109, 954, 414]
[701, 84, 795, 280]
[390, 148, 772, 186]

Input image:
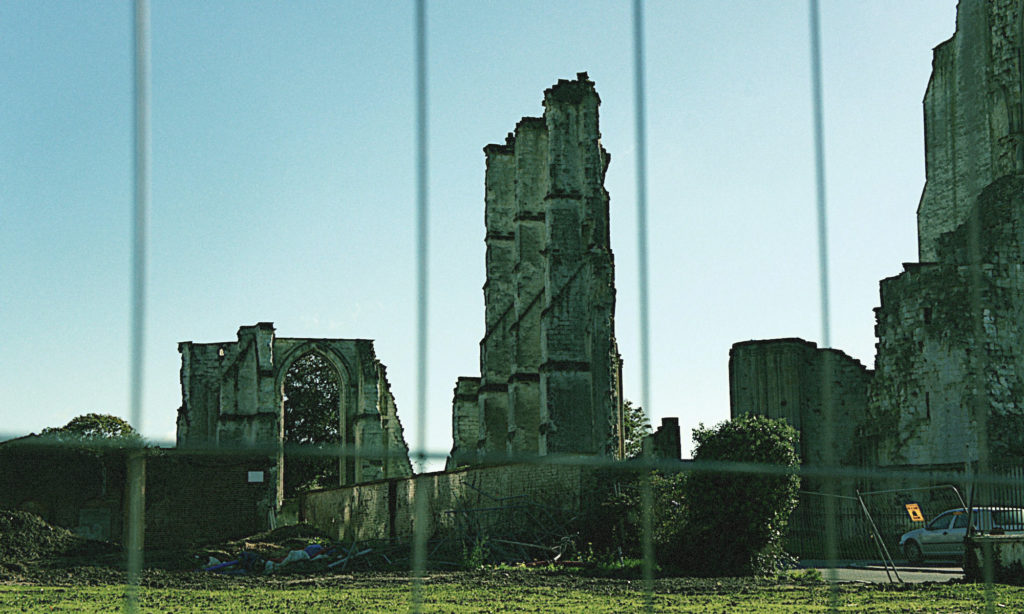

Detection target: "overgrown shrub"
[671, 414, 800, 576]
[575, 467, 644, 559]
[649, 470, 687, 553]
[577, 414, 797, 576]
[576, 467, 687, 563]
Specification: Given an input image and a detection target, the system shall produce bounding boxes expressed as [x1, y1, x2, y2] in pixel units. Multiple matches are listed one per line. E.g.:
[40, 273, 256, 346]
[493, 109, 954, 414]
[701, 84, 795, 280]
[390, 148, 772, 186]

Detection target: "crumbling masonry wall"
[0, 443, 273, 548]
[449, 73, 622, 467]
[869, 0, 1024, 468]
[176, 323, 412, 513]
[302, 463, 597, 543]
[872, 176, 1024, 467]
[729, 339, 872, 467]
[729, 1, 1024, 474]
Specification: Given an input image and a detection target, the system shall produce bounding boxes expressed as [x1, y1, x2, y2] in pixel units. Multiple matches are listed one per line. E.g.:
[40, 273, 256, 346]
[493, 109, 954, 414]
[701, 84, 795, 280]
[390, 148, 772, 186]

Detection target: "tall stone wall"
[868, 2, 1024, 470]
[177, 323, 412, 506]
[729, 338, 871, 467]
[918, 0, 1024, 260]
[448, 377, 481, 467]
[510, 118, 548, 457]
[449, 73, 622, 466]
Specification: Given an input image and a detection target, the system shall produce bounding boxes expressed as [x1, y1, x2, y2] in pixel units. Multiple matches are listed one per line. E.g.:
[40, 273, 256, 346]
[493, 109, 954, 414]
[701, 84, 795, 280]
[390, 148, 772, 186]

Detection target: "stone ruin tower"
[448, 73, 623, 467]
[870, 0, 1024, 468]
[916, 0, 1024, 262]
[731, 0, 1024, 472]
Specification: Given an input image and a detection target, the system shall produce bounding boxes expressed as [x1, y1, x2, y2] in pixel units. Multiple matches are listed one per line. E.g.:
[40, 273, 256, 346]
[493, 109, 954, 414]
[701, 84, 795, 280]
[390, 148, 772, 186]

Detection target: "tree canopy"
[40, 413, 140, 443]
[621, 400, 651, 459]
[283, 353, 342, 496]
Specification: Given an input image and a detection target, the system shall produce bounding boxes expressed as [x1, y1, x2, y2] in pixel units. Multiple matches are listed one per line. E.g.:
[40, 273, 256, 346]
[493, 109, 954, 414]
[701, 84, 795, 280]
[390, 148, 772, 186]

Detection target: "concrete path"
[802, 561, 963, 584]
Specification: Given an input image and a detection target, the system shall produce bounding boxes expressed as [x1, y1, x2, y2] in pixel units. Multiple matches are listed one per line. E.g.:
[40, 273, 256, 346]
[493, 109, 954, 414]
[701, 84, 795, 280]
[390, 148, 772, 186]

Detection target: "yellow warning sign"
[906, 503, 925, 522]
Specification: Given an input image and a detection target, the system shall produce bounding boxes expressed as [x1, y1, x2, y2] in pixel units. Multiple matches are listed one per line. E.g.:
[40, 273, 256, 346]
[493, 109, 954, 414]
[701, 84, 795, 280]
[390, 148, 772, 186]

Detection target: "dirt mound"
[0, 509, 81, 563]
[238, 523, 331, 545]
[0, 508, 119, 573]
[206, 523, 333, 560]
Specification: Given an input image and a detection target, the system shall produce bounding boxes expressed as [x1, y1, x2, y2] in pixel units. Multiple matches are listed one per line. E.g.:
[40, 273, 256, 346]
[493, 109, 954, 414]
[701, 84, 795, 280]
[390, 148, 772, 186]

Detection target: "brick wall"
[144, 451, 275, 548]
[0, 442, 274, 548]
[0, 442, 126, 541]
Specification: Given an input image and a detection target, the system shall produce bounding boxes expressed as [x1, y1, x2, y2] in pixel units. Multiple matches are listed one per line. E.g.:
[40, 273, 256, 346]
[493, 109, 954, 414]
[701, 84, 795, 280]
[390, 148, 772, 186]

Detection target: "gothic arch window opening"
[281, 351, 347, 498]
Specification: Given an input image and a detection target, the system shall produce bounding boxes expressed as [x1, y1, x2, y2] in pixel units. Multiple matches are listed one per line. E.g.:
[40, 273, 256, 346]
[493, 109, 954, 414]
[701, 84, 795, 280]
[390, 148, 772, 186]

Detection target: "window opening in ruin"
[925, 391, 931, 420]
[282, 352, 343, 498]
[923, 307, 932, 324]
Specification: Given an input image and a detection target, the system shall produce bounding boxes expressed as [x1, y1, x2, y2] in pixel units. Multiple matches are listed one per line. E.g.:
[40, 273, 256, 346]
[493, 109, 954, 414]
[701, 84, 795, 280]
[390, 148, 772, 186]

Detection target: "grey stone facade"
[449, 73, 623, 467]
[644, 417, 682, 461]
[176, 322, 412, 506]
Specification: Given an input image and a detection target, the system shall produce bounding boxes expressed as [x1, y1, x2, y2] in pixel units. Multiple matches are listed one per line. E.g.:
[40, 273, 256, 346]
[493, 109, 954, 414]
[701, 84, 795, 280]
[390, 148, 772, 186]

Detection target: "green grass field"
[2, 574, 1023, 613]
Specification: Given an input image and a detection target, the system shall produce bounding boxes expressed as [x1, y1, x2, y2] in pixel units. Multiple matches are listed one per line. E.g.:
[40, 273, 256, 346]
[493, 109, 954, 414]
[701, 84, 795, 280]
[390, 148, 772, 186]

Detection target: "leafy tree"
[40, 413, 140, 444]
[673, 413, 800, 575]
[621, 400, 651, 459]
[283, 353, 342, 497]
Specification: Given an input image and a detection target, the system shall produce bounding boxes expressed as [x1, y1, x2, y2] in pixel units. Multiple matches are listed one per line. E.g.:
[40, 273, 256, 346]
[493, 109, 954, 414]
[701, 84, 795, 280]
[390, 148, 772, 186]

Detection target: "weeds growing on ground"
[2, 571, 1023, 613]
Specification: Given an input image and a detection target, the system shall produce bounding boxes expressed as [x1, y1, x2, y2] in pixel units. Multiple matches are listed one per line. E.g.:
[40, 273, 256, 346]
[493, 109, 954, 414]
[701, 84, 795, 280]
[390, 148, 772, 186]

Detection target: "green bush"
[576, 467, 687, 565]
[672, 414, 800, 576]
[575, 467, 644, 559]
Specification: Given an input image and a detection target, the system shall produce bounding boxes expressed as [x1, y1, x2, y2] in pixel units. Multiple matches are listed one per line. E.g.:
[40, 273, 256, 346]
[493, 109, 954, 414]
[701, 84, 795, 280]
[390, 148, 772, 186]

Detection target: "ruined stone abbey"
[732, 0, 1024, 472]
[15, 1, 1020, 549]
[160, 73, 627, 533]
[175, 324, 413, 494]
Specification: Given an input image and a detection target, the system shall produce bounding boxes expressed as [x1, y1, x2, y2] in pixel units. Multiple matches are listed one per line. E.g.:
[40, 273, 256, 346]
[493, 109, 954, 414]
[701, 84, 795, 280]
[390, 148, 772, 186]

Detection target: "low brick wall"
[0, 442, 274, 548]
[144, 451, 275, 548]
[302, 462, 596, 543]
[0, 444, 125, 541]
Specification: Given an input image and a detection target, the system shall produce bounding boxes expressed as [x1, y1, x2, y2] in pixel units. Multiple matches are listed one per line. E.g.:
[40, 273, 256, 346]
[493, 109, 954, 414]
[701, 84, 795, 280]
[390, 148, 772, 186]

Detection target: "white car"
[900, 507, 1024, 563]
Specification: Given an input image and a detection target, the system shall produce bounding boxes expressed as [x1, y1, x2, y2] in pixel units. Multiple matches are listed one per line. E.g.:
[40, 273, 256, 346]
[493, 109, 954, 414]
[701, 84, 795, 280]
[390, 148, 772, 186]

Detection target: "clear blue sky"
[1, 1, 957, 471]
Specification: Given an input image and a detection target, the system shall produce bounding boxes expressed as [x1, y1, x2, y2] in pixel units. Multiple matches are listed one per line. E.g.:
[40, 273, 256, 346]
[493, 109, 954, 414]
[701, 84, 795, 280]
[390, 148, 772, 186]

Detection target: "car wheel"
[904, 541, 923, 564]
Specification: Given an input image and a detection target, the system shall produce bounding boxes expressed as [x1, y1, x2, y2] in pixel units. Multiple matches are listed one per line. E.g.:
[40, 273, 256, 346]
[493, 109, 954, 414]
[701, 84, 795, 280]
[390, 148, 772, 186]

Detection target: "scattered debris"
[441, 477, 580, 567]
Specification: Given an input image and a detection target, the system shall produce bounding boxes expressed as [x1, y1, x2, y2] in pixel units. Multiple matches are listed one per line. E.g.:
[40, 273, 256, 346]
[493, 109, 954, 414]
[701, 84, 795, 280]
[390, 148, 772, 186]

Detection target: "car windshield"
[927, 512, 951, 530]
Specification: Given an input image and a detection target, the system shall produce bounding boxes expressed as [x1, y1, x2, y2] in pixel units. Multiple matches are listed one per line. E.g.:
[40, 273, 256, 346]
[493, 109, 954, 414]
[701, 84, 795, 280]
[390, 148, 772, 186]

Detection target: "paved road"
[803, 561, 962, 584]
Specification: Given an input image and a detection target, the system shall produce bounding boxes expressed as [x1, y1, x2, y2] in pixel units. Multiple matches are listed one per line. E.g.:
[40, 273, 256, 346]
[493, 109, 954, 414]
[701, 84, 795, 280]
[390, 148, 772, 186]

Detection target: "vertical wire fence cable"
[808, 1, 840, 605]
[125, 1, 150, 611]
[410, 0, 430, 610]
[965, 124, 995, 610]
[631, 1, 655, 610]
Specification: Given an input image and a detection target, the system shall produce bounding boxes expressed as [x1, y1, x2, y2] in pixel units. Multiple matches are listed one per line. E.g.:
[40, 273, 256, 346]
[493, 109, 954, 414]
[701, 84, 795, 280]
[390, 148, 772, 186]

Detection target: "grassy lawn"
[2, 576, 1023, 613]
